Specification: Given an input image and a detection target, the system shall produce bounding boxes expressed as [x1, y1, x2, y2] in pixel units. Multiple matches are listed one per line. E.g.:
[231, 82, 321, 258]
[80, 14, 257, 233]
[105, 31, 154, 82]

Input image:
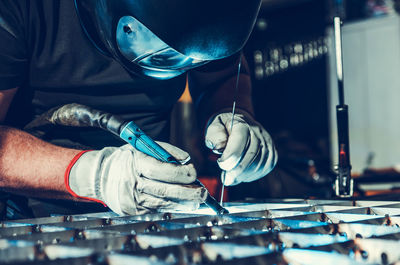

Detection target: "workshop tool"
[120, 121, 229, 215]
[220, 54, 243, 204]
[25, 104, 229, 215]
[332, 0, 353, 197]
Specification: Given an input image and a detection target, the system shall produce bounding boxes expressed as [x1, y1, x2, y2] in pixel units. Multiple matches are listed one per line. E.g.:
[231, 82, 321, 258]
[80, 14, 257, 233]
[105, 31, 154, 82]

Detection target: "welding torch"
[24, 103, 229, 215]
[119, 120, 229, 215]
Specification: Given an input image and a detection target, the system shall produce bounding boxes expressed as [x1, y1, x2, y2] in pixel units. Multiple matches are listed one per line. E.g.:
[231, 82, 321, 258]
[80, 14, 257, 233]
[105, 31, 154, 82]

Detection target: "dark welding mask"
[75, 0, 261, 79]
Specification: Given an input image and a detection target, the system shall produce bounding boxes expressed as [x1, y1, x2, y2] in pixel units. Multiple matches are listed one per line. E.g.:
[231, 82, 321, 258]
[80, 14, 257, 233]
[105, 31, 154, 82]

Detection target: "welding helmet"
[74, 0, 261, 79]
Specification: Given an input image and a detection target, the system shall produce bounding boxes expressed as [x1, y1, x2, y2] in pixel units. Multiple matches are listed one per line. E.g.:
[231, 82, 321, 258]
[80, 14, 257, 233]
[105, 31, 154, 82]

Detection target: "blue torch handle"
[120, 121, 179, 164]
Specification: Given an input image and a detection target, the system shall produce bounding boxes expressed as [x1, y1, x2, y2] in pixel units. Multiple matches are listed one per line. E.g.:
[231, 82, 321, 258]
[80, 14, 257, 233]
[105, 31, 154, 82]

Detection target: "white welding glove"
[66, 143, 206, 215]
[205, 111, 278, 186]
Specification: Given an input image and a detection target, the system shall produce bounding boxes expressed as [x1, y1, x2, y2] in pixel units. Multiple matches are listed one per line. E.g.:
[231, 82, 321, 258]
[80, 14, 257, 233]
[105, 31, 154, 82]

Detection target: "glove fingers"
[135, 152, 197, 184]
[249, 130, 278, 179]
[218, 122, 250, 171]
[242, 130, 278, 183]
[137, 193, 200, 212]
[205, 116, 229, 153]
[156, 142, 191, 163]
[137, 177, 207, 202]
[223, 130, 261, 186]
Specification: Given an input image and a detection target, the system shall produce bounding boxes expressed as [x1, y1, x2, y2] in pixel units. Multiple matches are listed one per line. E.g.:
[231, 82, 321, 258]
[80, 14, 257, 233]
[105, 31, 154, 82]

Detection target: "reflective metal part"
[283, 249, 369, 265]
[116, 16, 208, 79]
[333, 15, 353, 198]
[2, 200, 400, 264]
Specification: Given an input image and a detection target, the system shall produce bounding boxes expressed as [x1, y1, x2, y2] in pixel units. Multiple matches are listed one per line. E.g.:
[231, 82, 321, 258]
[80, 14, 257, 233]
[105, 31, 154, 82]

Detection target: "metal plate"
[2, 199, 400, 264]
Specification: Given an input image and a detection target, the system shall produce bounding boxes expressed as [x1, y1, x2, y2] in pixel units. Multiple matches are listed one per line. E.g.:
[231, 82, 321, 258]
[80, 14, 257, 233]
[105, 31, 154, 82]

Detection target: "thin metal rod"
[230, 55, 242, 130]
[334, 17, 345, 106]
[220, 54, 243, 204]
[220, 171, 226, 204]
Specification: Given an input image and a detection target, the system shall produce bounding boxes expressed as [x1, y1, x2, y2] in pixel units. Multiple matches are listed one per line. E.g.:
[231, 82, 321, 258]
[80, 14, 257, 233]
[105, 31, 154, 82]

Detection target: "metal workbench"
[1, 199, 400, 264]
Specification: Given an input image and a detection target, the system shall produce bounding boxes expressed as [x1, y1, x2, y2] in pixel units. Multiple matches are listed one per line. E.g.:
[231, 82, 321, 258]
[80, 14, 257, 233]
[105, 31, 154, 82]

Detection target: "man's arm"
[0, 2, 85, 201]
[0, 88, 82, 199]
[0, 89, 206, 215]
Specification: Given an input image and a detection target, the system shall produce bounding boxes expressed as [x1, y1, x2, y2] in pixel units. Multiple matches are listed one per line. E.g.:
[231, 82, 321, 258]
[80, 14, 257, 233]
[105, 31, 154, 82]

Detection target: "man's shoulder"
[0, 0, 61, 36]
[0, 0, 28, 12]
[0, 0, 28, 32]
[0, 0, 78, 29]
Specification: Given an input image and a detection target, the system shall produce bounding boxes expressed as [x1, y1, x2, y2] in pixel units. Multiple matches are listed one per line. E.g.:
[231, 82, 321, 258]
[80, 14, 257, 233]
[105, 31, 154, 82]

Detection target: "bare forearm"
[0, 126, 82, 199]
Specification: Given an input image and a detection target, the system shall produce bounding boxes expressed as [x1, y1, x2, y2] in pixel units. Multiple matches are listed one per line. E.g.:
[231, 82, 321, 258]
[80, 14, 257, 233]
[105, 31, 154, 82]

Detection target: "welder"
[0, 0, 277, 217]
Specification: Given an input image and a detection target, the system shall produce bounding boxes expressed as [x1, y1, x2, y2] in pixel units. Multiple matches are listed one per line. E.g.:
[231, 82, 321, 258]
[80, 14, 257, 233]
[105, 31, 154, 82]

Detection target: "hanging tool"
[332, 0, 353, 197]
[220, 55, 242, 204]
[25, 103, 229, 215]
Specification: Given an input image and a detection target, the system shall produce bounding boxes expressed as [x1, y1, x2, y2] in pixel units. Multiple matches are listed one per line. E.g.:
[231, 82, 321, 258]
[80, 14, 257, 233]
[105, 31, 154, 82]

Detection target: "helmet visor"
[116, 16, 208, 73]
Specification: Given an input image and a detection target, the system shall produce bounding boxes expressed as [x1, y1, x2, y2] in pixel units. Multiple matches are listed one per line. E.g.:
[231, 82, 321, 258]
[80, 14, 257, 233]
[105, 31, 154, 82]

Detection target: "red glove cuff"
[64, 150, 107, 207]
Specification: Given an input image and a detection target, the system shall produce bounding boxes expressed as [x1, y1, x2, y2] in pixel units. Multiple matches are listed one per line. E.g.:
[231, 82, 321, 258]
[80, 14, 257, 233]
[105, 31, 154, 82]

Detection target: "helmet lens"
[116, 16, 208, 78]
[138, 48, 206, 70]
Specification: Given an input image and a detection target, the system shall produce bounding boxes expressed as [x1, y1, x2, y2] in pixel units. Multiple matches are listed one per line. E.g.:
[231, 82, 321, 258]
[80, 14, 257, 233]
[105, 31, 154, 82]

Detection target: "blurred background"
[171, 0, 400, 201]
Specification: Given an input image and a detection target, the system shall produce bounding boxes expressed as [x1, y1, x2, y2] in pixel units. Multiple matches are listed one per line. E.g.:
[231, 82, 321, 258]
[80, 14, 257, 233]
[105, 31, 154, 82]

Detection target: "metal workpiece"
[314, 238, 400, 264]
[10, 215, 91, 225]
[169, 214, 259, 227]
[3, 199, 400, 264]
[116, 212, 198, 222]
[147, 226, 256, 242]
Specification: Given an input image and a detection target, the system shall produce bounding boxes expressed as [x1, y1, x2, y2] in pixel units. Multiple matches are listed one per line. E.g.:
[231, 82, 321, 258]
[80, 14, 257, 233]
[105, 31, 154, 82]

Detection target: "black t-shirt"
[0, 0, 251, 216]
[0, 0, 246, 150]
[0, 0, 195, 148]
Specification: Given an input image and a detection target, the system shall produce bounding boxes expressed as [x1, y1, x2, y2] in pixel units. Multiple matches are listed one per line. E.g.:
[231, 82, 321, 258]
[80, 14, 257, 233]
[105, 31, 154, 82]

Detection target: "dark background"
[172, 0, 393, 200]
[229, 0, 381, 200]
[228, 0, 332, 200]
[246, 0, 329, 151]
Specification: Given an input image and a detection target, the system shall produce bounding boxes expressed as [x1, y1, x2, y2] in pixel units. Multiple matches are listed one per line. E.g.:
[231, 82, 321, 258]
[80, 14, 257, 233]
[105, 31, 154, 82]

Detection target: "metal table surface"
[1, 199, 400, 264]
